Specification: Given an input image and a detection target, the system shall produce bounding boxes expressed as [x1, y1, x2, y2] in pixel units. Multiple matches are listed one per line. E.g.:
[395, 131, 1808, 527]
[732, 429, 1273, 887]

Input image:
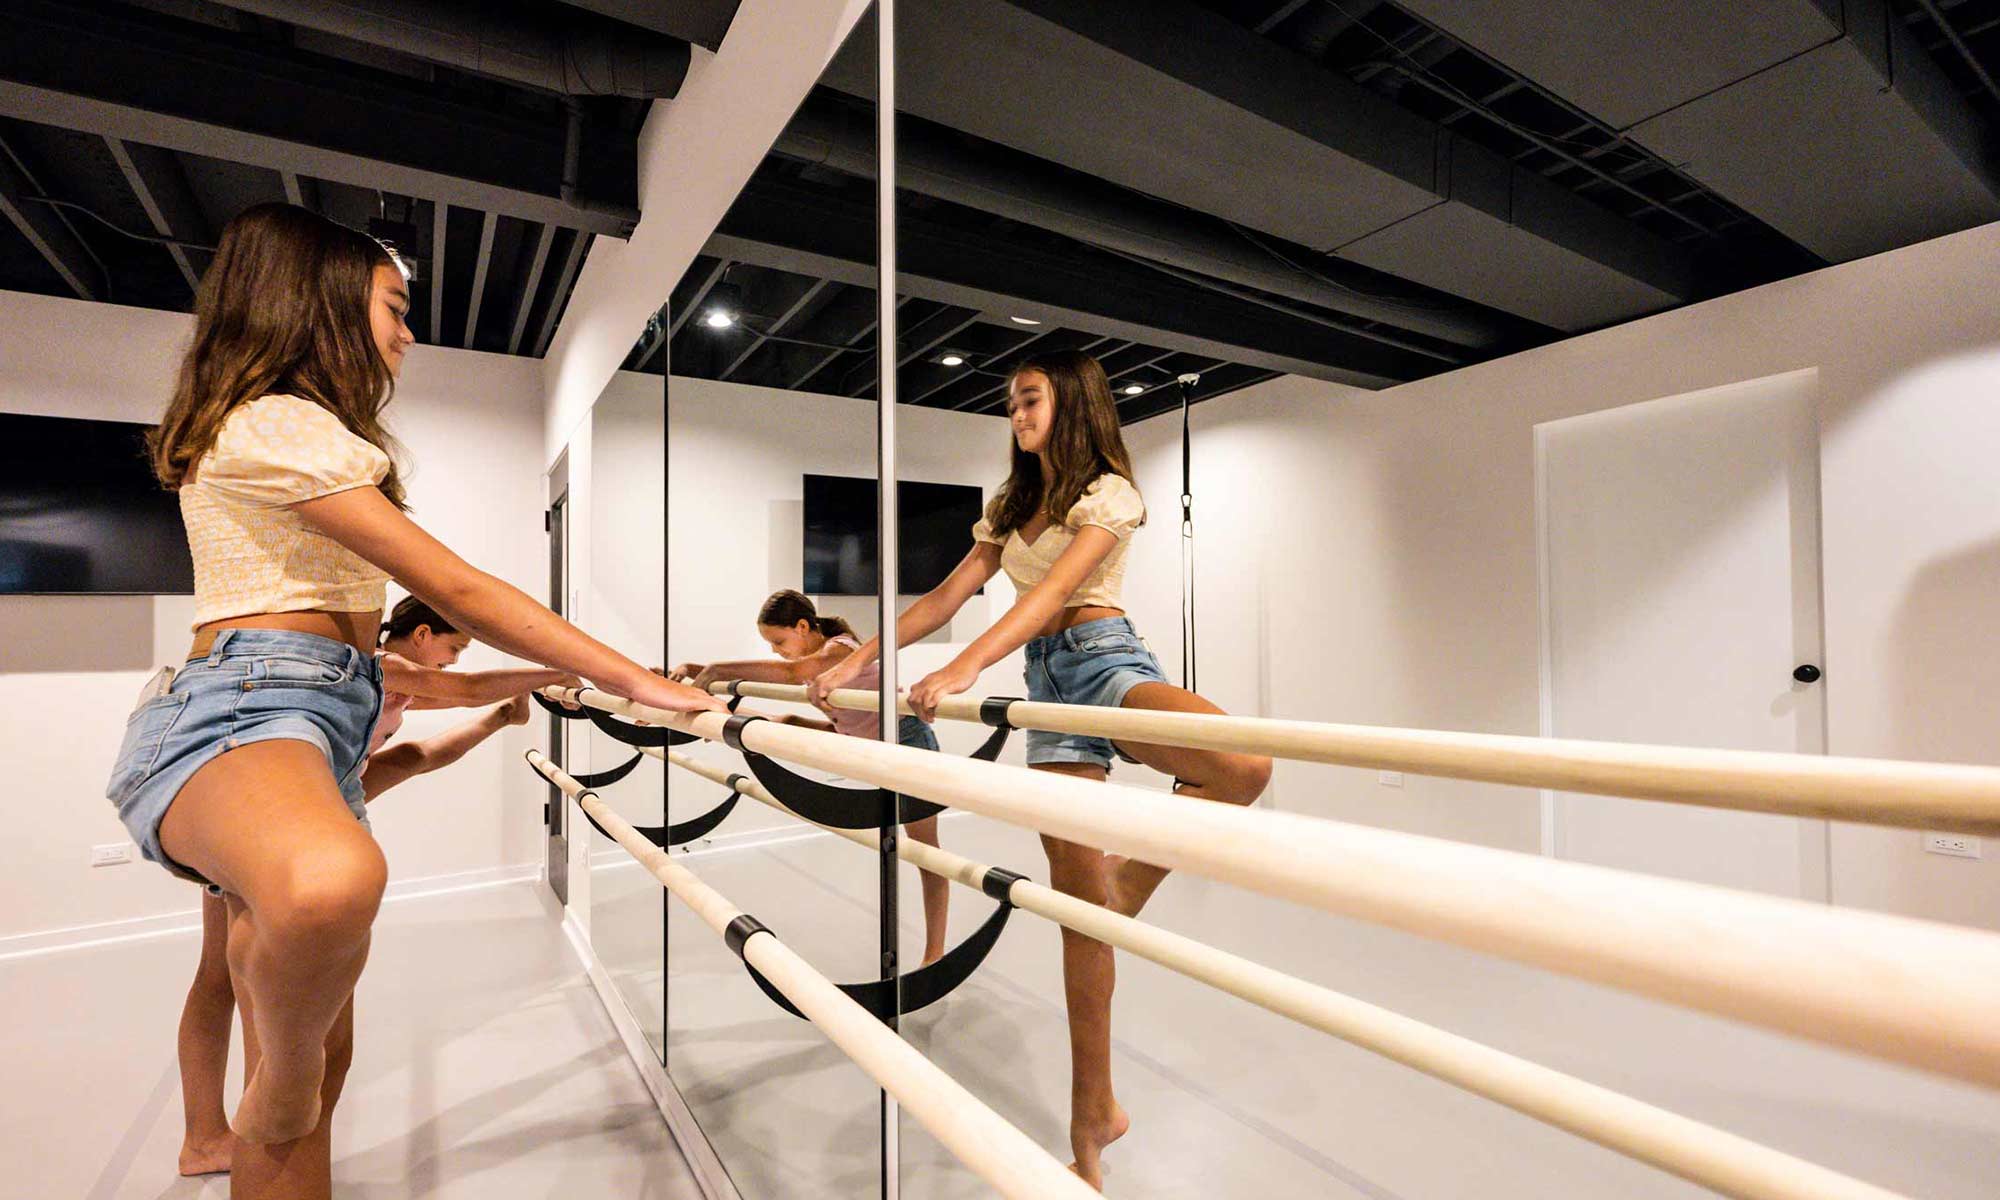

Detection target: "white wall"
[663, 375, 1033, 839]
[0, 290, 551, 946]
[1120, 218, 2000, 929]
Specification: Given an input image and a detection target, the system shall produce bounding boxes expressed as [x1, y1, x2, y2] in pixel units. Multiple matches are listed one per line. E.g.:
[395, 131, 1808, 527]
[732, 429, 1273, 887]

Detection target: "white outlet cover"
[1378, 771, 1404, 788]
[1922, 832, 1982, 860]
[90, 843, 134, 867]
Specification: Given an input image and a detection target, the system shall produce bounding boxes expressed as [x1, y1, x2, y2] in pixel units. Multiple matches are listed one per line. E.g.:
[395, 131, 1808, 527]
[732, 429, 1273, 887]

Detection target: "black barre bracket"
[532, 690, 591, 720]
[722, 713, 767, 752]
[978, 696, 1020, 728]
[981, 866, 1027, 904]
[724, 914, 769, 959]
[745, 894, 1016, 1022]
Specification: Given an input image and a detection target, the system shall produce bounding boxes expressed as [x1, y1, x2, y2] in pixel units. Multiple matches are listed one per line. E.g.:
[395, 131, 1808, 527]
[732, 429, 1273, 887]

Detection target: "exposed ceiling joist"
[0, 1, 641, 238]
[0, 134, 102, 300]
[104, 136, 202, 292]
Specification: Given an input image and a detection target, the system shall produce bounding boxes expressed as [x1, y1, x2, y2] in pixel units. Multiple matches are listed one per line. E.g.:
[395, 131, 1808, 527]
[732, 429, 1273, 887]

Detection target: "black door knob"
[1793, 664, 1821, 684]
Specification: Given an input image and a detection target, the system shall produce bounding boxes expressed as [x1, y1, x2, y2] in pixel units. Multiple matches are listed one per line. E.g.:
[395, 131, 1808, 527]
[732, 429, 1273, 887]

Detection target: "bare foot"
[231, 1052, 325, 1144]
[177, 1134, 233, 1176]
[1068, 1102, 1131, 1191]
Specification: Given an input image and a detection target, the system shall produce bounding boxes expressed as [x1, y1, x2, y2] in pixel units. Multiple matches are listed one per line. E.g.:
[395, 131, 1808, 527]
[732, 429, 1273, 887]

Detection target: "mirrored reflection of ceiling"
[5, 2, 1997, 424]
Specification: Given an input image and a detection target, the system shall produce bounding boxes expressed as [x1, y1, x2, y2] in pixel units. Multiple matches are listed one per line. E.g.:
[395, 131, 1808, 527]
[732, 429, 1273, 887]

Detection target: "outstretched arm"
[361, 695, 531, 801]
[905, 526, 1117, 721]
[689, 640, 856, 692]
[295, 486, 722, 715]
[382, 655, 580, 710]
[806, 543, 1002, 709]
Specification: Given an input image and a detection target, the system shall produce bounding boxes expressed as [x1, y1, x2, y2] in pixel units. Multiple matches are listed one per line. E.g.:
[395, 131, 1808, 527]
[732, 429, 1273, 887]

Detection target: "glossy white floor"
[603, 811, 2000, 1199]
[1, 879, 703, 1199]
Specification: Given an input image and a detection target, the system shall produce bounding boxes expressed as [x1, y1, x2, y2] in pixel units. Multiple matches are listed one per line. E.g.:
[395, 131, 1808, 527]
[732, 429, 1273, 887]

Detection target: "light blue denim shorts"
[897, 715, 940, 753]
[105, 629, 384, 891]
[1023, 615, 1169, 770]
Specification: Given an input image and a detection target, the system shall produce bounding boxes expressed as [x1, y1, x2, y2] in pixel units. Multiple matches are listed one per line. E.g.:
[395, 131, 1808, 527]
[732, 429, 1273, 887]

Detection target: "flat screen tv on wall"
[803, 474, 985, 596]
[0, 413, 195, 595]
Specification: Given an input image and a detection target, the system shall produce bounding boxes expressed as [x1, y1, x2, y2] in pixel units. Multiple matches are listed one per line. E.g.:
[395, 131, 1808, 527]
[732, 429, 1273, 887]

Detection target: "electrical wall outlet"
[90, 842, 134, 868]
[1922, 832, 1982, 860]
[1378, 771, 1404, 788]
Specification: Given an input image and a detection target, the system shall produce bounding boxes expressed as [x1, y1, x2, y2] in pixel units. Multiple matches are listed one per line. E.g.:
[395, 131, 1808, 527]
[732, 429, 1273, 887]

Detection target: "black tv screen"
[0, 413, 194, 595]
[804, 474, 984, 596]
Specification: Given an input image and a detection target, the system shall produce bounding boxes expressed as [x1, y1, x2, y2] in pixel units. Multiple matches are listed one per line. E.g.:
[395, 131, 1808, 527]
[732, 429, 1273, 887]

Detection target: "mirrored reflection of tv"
[0, 413, 195, 595]
[804, 474, 985, 596]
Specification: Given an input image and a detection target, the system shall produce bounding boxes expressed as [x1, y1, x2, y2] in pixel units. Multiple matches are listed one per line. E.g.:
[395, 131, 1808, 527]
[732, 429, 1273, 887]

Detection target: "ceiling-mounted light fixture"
[701, 280, 743, 330]
[1122, 384, 1145, 396]
[938, 352, 966, 367]
[1008, 315, 1042, 325]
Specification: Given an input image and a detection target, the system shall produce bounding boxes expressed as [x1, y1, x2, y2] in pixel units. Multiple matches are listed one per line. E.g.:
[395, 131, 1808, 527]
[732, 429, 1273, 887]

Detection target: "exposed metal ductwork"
[1397, 0, 2000, 263]
[202, 0, 690, 98]
[824, 0, 1696, 333]
[772, 98, 1510, 353]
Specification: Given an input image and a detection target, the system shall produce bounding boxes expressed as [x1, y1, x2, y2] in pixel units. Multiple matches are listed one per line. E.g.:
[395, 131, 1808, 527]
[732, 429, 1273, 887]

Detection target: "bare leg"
[1104, 683, 1272, 919]
[1034, 762, 1130, 1191]
[227, 985, 357, 1200]
[177, 889, 235, 1175]
[903, 815, 950, 966]
[159, 739, 385, 1163]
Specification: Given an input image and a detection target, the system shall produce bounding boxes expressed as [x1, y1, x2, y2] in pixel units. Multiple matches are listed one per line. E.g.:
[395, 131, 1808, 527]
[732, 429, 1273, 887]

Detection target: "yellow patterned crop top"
[971, 473, 1145, 609]
[180, 394, 393, 630]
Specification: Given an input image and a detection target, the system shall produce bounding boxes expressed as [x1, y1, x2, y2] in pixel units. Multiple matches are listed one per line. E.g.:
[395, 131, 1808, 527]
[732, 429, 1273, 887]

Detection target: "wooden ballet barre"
[654, 744, 1910, 1200]
[523, 749, 1096, 1200]
[548, 685, 2000, 1092]
[710, 680, 2000, 837]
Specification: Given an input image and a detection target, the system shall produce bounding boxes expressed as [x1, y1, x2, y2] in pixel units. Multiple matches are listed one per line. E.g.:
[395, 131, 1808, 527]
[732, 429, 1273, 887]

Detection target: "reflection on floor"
[638, 815, 2000, 1199]
[3, 880, 703, 1199]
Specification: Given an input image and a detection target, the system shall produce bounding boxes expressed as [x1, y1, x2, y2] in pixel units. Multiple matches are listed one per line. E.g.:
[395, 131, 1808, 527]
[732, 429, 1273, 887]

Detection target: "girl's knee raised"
[269, 841, 387, 945]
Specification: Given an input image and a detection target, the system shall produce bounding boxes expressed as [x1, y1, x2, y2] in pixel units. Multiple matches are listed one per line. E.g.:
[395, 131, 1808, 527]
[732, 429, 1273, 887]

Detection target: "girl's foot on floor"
[177, 1133, 233, 1176]
[1068, 1102, 1131, 1191]
[231, 1050, 325, 1144]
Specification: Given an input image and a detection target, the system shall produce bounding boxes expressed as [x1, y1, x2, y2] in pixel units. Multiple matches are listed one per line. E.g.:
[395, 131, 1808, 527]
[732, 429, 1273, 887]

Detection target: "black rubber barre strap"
[724, 914, 770, 960]
[724, 772, 750, 793]
[981, 866, 1027, 905]
[979, 696, 1021, 729]
[726, 679, 746, 696]
[722, 713, 768, 752]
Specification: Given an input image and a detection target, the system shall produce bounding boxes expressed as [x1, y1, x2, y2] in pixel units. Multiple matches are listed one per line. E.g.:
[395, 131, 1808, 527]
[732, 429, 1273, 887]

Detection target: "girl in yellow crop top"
[806, 350, 1270, 1189]
[114, 202, 721, 1195]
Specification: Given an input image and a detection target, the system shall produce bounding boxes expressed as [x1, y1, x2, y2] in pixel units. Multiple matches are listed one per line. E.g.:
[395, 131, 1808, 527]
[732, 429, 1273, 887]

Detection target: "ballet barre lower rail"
[708, 680, 2000, 837]
[546, 684, 2000, 1092]
[653, 743, 1911, 1200]
[522, 749, 1096, 1200]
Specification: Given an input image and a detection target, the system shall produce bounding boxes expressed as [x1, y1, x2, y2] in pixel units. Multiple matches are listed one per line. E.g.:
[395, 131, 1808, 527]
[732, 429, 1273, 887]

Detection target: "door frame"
[546, 449, 572, 905]
[1533, 368, 1830, 900]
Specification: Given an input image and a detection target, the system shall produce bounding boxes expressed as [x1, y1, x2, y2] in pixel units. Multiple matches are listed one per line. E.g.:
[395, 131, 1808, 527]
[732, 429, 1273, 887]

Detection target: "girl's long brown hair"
[982, 350, 1143, 537]
[150, 202, 408, 507]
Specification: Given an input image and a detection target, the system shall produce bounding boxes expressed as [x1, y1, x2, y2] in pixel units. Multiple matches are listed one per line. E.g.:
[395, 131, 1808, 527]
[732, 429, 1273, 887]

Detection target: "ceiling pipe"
[202, 0, 690, 98]
[773, 98, 1512, 350]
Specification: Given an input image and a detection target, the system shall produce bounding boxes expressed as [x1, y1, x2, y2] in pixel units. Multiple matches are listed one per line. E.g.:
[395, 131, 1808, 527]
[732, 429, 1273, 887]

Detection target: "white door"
[1537, 369, 1827, 899]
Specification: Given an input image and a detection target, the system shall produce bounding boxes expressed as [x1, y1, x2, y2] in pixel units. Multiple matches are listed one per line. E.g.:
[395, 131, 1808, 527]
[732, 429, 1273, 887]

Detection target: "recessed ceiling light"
[1122, 384, 1145, 396]
[1008, 315, 1042, 325]
[702, 310, 735, 329]
[939, 353, 966, 367]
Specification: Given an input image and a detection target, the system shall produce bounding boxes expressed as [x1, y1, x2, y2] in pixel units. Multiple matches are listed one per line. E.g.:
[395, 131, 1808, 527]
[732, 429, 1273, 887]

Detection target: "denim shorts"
[1023, 615, 1169, 770]
[105, 629, 384, 891]
[898, 715, 940, 753]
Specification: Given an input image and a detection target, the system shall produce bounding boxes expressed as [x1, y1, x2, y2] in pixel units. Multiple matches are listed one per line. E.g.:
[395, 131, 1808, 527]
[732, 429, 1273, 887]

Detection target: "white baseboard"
[561, 910, 740, 1200]
[0, 860, 541, 963]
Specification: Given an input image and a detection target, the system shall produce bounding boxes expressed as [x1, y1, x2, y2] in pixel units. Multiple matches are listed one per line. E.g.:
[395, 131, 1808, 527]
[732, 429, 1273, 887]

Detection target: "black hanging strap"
[742, 751, 947, 828]
[745, 893, 1017, 1021]
[569, 751, 645, 788]
[585, 706, 698, 747]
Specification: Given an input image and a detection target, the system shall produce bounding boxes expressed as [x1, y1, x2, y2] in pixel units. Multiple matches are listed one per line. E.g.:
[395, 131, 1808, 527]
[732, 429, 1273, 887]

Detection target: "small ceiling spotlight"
[701, 281, 743, 330]
[1008, 315, 1043, 325]
[1122, 384, 1145, 396]
[939, 352, 966, 367]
